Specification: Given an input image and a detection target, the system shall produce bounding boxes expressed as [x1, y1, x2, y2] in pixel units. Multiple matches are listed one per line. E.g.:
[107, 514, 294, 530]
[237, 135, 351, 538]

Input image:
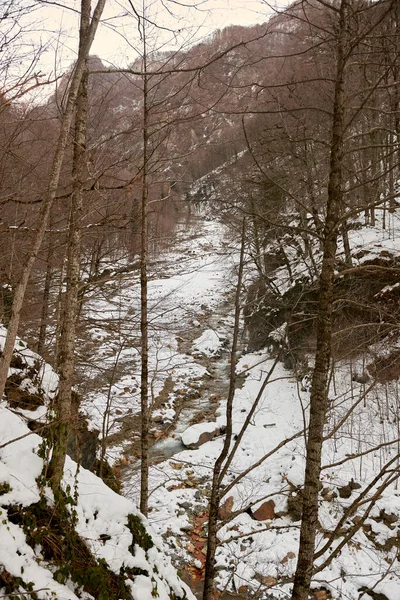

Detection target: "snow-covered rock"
[181, 421, 223, 449]
[192, 328, 225, 357]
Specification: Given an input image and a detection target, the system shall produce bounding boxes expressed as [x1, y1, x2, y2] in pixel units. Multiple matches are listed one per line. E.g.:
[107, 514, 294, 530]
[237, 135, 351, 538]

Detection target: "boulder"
[321, 487, 337, 502]
[181, 422, 221, 449]
[255, 574, 277, 587]
[312, 590, 331, 600]
[381, 510, 398, 527]
[252, 499, 275, 521]
[217, 496, 234, 520]
[338, 484, 352, 498]
[281, 551, 296, 564]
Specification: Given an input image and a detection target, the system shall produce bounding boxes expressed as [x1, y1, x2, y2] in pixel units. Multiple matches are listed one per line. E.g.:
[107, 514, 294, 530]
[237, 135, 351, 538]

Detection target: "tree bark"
[291, 1, 348, 598]
[48, 14, 90, 493]
[140, 28, 150, 517]
[37, 215, 55, 357]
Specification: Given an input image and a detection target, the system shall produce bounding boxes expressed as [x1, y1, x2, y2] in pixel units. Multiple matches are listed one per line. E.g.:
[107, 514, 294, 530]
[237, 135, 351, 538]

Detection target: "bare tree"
[47, 14, 90, 492]
[0, 0, 107, 406]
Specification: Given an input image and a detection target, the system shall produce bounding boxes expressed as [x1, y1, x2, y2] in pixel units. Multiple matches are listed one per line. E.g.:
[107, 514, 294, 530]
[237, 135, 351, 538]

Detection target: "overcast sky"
[1, 0, 286, 102]
[33, 0, 284, 72]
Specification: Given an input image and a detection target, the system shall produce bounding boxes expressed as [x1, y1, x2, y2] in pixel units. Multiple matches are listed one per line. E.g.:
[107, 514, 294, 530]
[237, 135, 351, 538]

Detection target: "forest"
[0, 0, 400, 599]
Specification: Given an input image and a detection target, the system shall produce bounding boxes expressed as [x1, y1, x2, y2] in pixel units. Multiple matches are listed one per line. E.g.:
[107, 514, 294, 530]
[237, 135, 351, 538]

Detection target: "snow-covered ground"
[3, 209, 400, 599]
[80, 217, 238, 460]
[0, 333, 194, 600]
[121, 212, 400, 600]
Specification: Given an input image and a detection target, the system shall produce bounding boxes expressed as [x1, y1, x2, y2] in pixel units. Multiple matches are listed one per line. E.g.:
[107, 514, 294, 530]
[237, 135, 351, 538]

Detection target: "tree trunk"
[140, 31, 150, 517]
[202, 221, 245, 600]
[291, 1, 348, 598]
[341, 221, 352, 266]
[37, 216, 55, 357]
[48, 24, 89, 493]
[0, 0, 106, 402]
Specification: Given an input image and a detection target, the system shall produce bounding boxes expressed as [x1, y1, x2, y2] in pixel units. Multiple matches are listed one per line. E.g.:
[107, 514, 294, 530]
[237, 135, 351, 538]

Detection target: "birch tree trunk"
[139, 21, 150, 517]
[0, 0, 106, 403]
[48, 24, 89, 492]
[291, 1, 348, 597]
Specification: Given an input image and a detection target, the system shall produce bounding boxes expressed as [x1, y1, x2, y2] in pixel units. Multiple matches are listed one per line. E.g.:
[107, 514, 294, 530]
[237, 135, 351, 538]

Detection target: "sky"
[34, 0, 284, 72]
[0, 0, 287, 103]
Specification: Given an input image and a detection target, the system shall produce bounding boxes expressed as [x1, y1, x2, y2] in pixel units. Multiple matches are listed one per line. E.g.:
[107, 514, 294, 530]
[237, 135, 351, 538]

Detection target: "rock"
[217, 496, 234, 520]
[359, 586, 390, 599]
[181, 422, 221, 449]
[338, 484, 352, 498]
[338, 479, 361, 497]
[349, 479, 361, 490]
[352, 371, 369, 384]
[199, 429, 220, 445]
[256, 575, 277, 587]
[177, 501, 192, 510]
[312, 590, 330, 600]
[281, 551, 296, 564]
[381, 510, 398, 527]
[170, 461, 183, 470]
[321, 487, 337, 502]
[252, 499, 276, 521]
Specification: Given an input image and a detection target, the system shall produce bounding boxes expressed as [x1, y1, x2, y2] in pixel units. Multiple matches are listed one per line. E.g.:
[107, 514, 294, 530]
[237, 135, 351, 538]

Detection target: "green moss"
[95, 458, 122, 494]
[0, 482, 11, 495]
[4, 494, 187, 599]
[8, 499, 132, 599]
[127, 513, 154, 552]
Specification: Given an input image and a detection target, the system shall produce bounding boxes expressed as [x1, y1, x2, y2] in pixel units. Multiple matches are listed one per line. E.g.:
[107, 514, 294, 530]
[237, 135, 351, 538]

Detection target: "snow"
[192, 328, 224, 357]
[0, 325, 59, 403]
[4, 205, 400, 598]
[80, 217, 236, 447]
[181, 421, 223, 447]
[0, 399, 195, 599]
[0, 405, 43, 506]
[121, 210, 400, 599]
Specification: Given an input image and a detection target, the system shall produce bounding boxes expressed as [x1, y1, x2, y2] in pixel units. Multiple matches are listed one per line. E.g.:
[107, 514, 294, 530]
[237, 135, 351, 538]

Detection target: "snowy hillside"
[0, 329, 194, 600]
[65, 210, 400, 600]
